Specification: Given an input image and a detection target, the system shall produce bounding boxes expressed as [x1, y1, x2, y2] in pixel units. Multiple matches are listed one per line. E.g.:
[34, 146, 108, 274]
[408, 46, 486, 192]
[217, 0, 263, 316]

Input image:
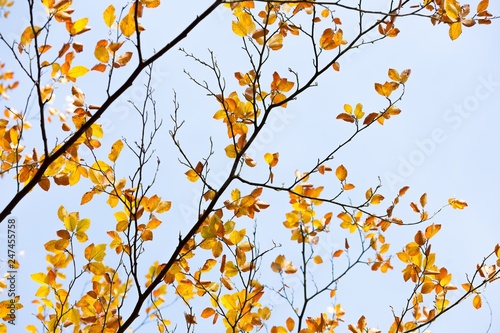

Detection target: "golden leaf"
[388, 68, 400, 81]
[268, 34, 283, 51]
[448, 198, 468, 209]
[371, 194, 384, 205]
[156, 201, 171, 213]
[141, 0, 161, 8]
[354, 103, 364, 119]
[120, 14, 136, 37]
[108, 139, 124, 162]
[449, 22, 462, 40]
[94, 40, 109, 63]
[425, 224, 441, 239]
[335, 164, 347, 181]
[225, 144, 237, 158]
[264, 152, 279, 167]
[420, 193, 427, 207]
[185, 169, 199, 182]
[70, 17, 90, 36]
[473, 294, 482, 309]
[67, 65, 89, 78]
[103, 4, 116, 27]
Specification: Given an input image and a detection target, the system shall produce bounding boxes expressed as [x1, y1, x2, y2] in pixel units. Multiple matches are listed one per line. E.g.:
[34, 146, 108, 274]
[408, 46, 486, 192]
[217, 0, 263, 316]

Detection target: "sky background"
[1, 0, 499, 332]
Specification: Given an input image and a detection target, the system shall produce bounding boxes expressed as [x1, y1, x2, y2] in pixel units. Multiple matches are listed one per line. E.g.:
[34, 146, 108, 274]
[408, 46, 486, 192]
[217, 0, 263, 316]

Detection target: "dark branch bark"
[0, 0, 223, 223]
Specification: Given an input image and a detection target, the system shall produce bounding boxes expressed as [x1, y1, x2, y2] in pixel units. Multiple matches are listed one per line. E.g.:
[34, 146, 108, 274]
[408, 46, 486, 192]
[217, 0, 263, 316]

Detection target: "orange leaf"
[81, 191, 95, 205]
[333, 249, 343, 258]
[477, 0, 489, 12]
[370, 194, 384, 205]
[473, 294, 482, 309]
[264, 152, 279, 167]
[448, 198, 468, 209]
[114, 52, 133, 67]
[201, 307, 215, 318]
[91, 64, 107, 72]
[286, 317, 295, 331]
[336, 113, 354, 123]
[420, 193, 427, 207]
[425, 224, 441, 239]
[335, 164, 347, 181]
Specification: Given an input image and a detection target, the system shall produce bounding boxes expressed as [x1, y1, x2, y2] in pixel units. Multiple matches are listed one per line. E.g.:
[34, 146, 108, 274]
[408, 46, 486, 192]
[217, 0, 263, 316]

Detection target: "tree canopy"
[0, 1, 499, 333]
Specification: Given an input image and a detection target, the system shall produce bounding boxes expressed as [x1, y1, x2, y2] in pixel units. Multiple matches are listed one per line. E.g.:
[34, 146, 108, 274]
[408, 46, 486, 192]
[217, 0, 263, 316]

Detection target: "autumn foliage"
[0, 0, 498, 333]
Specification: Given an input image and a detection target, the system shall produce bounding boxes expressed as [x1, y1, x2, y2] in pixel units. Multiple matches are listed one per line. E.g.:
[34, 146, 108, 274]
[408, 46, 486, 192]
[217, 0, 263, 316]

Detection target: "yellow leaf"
[141, 0, 161, 8]
[67, 65, 89, 78]
[31, 272, 47, 284]
[20, 25, 41, 48]
[84, 243, 106, 261]
[473, 294, 482, 309]
[313, 255, 323, 264]
[57, 205, 67, 221]
[156, 201, 171, 213]
[374, 81, 397, 97]
[26, 324, 37, 333]
[449, 22, 462, 40]
[448, 198, 468, 209]
[94, 40, 109, 63]
[354, 103, 364, 119]
[425, 224, 441, 239]
[103, 5, 116, 27]
[446, 0, 460, 20]
[388, 68, 400, 81]
[185, 169, 200, 182]
[108, 139, 124, 162]
[370, 194, 384, 204]
[264, 152, 279, 167]
[224, 261, 239, 277]
[70, 17, 89, 36]
[86, 262, 106, 275]
[232, 11, 255, 37]
[268, 34, 283, 51]
[225, 144, 237, 158]
[335, 164, 347, 181]
[120, 13, 136, 37]
[319, 28, 345, 50]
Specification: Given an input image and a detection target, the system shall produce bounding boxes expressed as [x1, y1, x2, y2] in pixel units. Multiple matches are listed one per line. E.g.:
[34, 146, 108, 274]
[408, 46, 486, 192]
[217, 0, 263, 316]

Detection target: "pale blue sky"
[1, 0, 499, 332]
